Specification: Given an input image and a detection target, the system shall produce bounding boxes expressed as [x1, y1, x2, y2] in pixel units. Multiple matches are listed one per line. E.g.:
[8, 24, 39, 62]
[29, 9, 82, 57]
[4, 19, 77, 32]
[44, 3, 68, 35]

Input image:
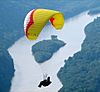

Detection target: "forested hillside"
[58, 17, 100, 92]
[0, 0, 100, 92]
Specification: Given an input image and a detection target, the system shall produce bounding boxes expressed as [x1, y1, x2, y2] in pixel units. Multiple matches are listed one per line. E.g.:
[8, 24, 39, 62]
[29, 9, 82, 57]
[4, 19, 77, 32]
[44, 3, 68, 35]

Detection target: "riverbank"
[8, 12, 99, 92]
[58, 16, 100, 92]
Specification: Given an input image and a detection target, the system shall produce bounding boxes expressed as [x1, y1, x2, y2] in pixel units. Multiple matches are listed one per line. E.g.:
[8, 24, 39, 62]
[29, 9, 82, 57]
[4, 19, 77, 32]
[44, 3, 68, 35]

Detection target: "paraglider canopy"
[24, 9, 64, 40]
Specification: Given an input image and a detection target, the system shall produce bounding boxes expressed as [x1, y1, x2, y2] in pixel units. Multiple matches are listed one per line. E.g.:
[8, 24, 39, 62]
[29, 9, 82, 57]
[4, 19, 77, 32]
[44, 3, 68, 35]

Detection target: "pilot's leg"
[38, 81, 42, 88]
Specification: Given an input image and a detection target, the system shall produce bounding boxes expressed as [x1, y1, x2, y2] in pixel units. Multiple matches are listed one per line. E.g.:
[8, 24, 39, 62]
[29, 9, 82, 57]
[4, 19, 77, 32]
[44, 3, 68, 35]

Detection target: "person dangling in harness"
[38, 74, 52, 88]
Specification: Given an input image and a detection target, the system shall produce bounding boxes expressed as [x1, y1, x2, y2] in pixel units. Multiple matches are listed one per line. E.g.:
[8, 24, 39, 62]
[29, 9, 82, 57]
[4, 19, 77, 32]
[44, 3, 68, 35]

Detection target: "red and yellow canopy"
[24, 9, 64, 40]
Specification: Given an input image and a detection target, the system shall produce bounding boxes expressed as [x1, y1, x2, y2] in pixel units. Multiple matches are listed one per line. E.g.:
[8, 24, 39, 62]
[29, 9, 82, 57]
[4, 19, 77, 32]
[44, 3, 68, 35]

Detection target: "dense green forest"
[0, 0, 100, 92]
[32, 35, 65, 63]
[89, 7, 100, 15]
[58, 17, 100, 92]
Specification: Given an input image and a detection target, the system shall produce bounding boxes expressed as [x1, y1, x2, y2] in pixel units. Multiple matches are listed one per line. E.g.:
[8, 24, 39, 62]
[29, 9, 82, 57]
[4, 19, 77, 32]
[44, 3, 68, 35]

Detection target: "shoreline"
[8, 12, 100, 92]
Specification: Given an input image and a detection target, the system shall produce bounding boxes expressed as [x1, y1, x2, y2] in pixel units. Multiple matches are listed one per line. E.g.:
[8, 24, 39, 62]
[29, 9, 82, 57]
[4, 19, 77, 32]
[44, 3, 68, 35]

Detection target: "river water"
[8, 12, 100, 92]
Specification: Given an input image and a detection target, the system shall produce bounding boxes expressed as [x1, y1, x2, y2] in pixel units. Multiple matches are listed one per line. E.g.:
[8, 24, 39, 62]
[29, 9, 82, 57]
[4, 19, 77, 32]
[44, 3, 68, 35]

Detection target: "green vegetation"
[0, 50, 15, 92]
[0, 0, 100, 91]
[88, 7, 100, 15]
[58, 17, 100, 92]
[32, 35, 66, 63]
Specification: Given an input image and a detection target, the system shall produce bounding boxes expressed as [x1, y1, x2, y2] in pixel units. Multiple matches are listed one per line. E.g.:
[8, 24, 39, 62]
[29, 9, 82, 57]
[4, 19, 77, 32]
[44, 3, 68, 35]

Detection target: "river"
[8, 12, 100, 92]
